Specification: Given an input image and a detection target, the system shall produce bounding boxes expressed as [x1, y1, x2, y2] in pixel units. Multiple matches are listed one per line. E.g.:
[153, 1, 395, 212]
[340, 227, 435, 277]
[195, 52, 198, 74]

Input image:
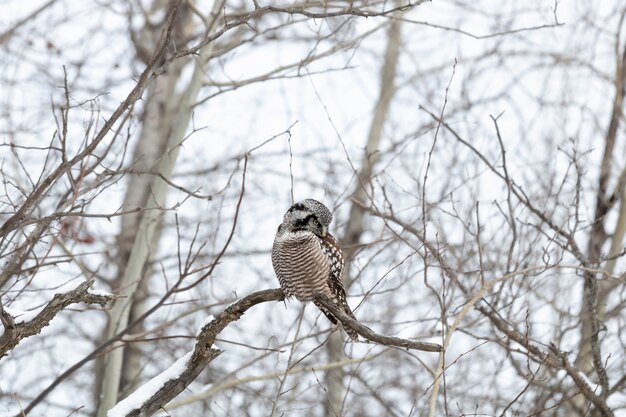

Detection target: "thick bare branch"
[315, 294, 442, 352]
[111, 288, 439, 416]
[552, 344, 615, 417]
[577, 41, 626, 396]
[0, 279, 113, 358]
[109, 289, 284, 417]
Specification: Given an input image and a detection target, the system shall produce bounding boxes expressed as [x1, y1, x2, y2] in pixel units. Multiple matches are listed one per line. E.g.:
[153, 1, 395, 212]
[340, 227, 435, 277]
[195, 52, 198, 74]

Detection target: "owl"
[272, 199, 358, 340]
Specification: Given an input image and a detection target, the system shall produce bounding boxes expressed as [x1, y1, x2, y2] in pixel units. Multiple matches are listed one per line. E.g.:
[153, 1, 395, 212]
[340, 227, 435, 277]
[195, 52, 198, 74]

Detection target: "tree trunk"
[94, 1, 229, 414]
[574, 43, 625, 416]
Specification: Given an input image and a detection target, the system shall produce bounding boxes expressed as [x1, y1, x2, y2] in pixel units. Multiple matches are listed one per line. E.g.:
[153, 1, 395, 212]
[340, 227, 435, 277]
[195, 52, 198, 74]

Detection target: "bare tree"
[1, 0, 625, 416]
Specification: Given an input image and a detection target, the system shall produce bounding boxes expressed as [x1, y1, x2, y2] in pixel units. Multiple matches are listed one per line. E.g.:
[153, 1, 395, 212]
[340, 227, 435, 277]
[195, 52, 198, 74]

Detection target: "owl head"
[282, 199, 333, 237]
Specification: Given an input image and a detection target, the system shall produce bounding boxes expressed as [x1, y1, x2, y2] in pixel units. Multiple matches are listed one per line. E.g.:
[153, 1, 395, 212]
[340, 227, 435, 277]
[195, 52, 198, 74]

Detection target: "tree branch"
[0, 279, 114, 358]
[0, 0, 184, 241]
[358, 202, 615, 416]
[110, 287, 440, 416]
[314, 294, 443, 352]
[109, 289, 285, 417]
[551, 344, 615, 417]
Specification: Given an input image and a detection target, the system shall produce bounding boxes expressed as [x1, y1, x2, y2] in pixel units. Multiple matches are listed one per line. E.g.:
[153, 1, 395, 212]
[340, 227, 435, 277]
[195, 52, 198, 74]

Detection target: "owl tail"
[314, 299, 359, 341]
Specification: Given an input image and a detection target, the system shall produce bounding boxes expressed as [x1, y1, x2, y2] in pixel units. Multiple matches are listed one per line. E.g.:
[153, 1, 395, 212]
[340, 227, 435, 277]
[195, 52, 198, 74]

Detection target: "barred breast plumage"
[272, 199, 358, 340]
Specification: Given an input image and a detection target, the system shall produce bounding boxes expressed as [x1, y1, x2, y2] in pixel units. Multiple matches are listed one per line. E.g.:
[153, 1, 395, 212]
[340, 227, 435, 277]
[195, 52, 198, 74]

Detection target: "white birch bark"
[96, 2, 224, 415]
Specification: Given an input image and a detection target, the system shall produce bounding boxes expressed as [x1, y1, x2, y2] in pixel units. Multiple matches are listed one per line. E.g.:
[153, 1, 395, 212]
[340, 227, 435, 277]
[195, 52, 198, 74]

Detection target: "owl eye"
[308, 217, 321, 228]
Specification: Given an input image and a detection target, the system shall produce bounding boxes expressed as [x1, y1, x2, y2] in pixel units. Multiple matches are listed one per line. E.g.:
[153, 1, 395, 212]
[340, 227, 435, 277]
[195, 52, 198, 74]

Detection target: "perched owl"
[272, 199, 358, 340]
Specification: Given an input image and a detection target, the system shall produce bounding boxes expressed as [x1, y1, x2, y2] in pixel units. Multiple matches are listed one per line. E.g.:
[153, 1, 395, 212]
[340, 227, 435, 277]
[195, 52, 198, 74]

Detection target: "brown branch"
[314, 294, 442, 352]
[110, 289, 285, 417]
[551, 344, 615, 417]
[0, 279, 114, 358]
[111, 288, 439, 416]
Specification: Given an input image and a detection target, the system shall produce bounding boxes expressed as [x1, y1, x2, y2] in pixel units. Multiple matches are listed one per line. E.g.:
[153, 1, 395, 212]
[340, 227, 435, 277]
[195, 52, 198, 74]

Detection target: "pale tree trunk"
[95, 1, 224, 415]
[94, 1, 193, 406]
[117, 9, 195, 398]
[574, 43, 625, 416]
[323, 15, 402, 417]
[601, 167, 626, 280]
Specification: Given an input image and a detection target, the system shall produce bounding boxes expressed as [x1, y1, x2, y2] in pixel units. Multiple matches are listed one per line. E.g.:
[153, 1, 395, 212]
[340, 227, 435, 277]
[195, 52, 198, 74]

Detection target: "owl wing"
[317, 234, 359, 340]
[321, 234, 347, 298]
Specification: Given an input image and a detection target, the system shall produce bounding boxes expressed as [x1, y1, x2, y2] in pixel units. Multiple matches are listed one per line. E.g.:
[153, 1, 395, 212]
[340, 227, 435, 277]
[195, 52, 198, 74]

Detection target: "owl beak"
[320, 226, 327, 237]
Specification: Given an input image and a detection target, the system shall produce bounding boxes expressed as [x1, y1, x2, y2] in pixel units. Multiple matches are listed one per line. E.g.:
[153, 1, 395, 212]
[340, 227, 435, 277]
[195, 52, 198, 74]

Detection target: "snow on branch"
[0, 279, 114, 358]
[107, 288, 284, 417]
[108, 352, 194, 417]
[109, 288, 442, 417]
